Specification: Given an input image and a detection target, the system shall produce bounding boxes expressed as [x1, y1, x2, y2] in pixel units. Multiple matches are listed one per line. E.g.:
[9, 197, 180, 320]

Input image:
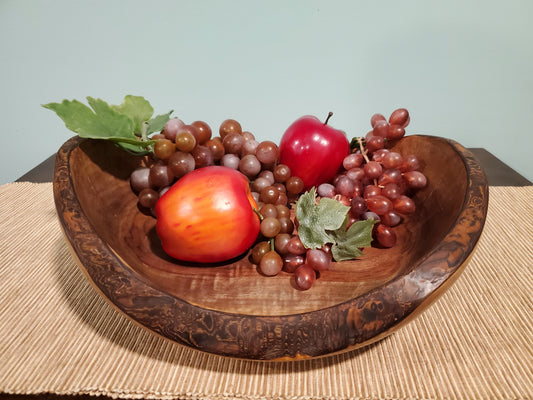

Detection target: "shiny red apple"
[279, 113, 350, 189]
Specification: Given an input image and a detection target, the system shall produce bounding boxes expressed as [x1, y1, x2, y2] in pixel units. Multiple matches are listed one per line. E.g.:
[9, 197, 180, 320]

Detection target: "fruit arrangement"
[44, 96, 427, 290]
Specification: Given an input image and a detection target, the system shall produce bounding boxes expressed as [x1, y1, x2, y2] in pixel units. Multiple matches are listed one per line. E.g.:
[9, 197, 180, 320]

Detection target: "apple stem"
[324, 111, 333, 125]
[253, 207, 264, 221]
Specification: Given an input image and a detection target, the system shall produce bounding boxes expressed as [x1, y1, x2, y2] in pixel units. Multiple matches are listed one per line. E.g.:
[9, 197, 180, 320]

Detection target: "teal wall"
[1, 0, 532, 183]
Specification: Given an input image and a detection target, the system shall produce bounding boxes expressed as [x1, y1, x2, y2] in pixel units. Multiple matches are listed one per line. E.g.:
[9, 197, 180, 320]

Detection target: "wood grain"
[53, 135, 488, 360]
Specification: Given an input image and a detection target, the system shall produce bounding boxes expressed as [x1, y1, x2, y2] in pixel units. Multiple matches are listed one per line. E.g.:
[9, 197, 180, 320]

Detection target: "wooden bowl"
[53, 135, 488, 361]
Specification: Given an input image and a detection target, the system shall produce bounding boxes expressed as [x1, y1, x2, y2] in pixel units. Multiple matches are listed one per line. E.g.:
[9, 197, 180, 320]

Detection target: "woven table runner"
[0, 182, 532, 400]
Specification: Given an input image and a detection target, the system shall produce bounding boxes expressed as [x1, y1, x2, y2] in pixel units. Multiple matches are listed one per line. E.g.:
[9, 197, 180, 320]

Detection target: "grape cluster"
[318, 108, 427, 248]
[252, 108, 427, 290]
[129, 118, 305, 211]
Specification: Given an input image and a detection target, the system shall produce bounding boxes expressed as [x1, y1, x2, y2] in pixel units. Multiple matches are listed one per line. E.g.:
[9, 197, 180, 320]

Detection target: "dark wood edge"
[19, 146, 532, 186]
[52, 135, 489, 361]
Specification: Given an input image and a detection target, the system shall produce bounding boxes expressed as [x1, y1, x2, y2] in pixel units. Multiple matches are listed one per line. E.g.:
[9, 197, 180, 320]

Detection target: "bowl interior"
[66, 135, 467, 316]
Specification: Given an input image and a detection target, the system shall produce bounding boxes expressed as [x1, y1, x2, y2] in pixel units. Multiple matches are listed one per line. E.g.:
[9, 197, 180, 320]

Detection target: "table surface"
[5, 147, 531, 400]
[14, 148, 533, 186]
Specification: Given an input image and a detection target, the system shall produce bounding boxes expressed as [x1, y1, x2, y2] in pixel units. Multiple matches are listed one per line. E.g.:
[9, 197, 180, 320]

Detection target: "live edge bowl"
[53, 135, 488, 361]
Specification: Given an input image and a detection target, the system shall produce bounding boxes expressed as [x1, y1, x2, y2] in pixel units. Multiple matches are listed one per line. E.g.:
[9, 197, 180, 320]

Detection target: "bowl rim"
[53, 134, 489, 361]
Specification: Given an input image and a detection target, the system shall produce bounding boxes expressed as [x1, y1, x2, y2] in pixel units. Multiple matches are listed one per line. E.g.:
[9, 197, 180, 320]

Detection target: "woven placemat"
[0, 182, 532, 400]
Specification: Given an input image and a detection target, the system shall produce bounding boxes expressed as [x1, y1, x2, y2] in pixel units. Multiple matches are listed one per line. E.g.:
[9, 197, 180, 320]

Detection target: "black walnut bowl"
[53, 134, 488, 361]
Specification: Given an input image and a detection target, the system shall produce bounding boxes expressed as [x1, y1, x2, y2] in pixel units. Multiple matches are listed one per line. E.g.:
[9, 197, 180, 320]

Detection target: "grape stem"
[140, 121, 155, 153]
[357, 137, 371, 164]
[357, 137, 378, 186]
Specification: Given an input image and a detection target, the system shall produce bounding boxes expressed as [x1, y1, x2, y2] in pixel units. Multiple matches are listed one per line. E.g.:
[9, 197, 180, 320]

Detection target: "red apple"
[279, 113, 350, 189]
[155, 166, 261, 263]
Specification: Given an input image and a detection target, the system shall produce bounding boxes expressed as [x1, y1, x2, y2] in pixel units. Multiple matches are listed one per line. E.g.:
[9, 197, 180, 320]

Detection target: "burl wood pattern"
[53, 135, 488, 360]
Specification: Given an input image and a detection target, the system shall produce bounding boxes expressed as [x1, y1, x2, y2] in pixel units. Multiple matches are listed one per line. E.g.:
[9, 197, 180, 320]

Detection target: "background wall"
[1, 0, 532, 184]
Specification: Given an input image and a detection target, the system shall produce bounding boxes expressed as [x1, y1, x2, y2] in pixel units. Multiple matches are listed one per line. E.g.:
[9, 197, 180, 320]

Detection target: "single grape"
[275, 204, 290, 219]
[278, 217, 294, 234]
[274, 233, 292, 255]
[381, 211, 401, 227]
[399, 154, 420, 172]
[163, 118, 185, 141]
[389, 108, 410, 127]
[168, 151, 195, 179]
[381, 183, 402, 200]
[272, 182, 287, 194]
[373, 120, 390, 137]
[294, 264, 316, 290]
[370, 113, 386, 128]
[372, 149, 390, 163]
[317, 183, 336, 198]
[223, 132, 244, 155]
[259, 204, 278, 219]
[242, 131, 255, 141]
[252, 177, 270, 193]
[363, 184, 381, 199]
[285, 176, 304, 195]
[191, 145, 214, 168]
[239, 154, 261, 178]
[335, 175, 354, 197]
[350, 196, 367, 216]
[205, 138, 225, 161]
[403, 171, 428, 189]
[283, 254, 305, 273]
[221, 153, 240, 170]
[260, 186, 280, 204]
[382, 152, 404, 169]
[306, 249, 331, 271]
[375, 224, 397, 247]
[255, 141, 280, 164]
[343, 153, 364, 170]
[366, 135, 385, 153]
[287, 235, 306, 255]
[138, 188, 159, 209]
[364, 161, 383, 179]
[130, 167, 151, 193]
[387, 124, 406, 140]
[154, 139, 175, 160]
[273, 164, 291, 183]
[241, 139, 259, 156]
[352, 181, 364, 197]
[219, 119, 242, 138]
[258, 170, 275, 185]
[151, 133, 166, 141]
[260, 250, 283, 276]
[175, 130, 197, 153]
[149, 164, 174, 188]
[251, 241, 271, 264]
[366, 195, 393, 215]
[362, 211, 380, 222]
[394, 195, 416, 214]
[378, 168, 403, 186]
[345, 167, 365, 183]
[190, 120, 212, 144]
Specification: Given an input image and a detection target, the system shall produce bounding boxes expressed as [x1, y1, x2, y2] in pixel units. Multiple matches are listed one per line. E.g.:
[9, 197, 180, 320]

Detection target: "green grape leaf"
[329, 217, 377, 262]
[110, 95, 154, 135]
[43, 95, 171, 155]
[146, 110, 174, 135]
[43, 97, 135, 140]
[295, 188, 350, 249]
